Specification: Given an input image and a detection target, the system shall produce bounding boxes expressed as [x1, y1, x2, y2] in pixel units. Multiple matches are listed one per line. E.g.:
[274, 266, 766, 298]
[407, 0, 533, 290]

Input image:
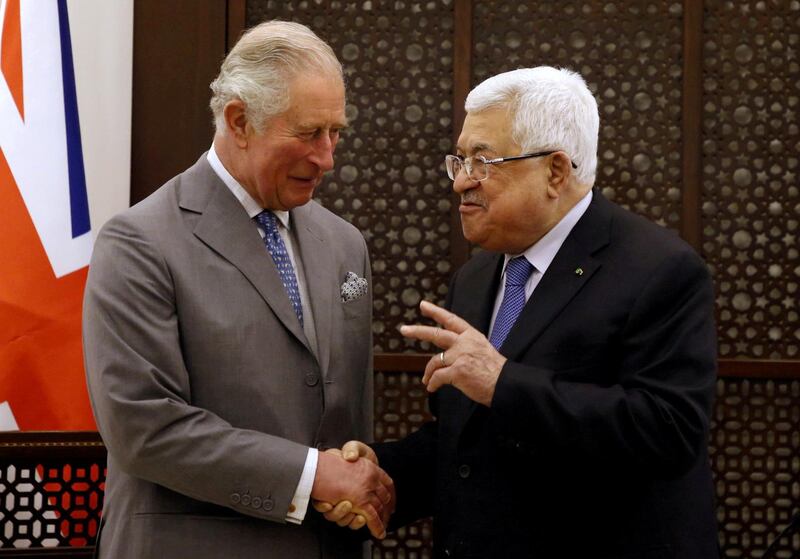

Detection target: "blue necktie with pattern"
[489, 256, 535, 349]
[255, 211, 303, 326]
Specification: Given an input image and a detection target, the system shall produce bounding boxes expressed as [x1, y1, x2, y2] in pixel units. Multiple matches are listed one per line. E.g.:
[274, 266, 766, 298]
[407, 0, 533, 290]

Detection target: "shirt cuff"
[286, 447, 318, 524]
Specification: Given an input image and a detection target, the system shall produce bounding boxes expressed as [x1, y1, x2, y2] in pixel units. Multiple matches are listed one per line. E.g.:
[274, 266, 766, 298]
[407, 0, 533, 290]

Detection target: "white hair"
[209, 20, 343, 133]
[465, 67, 599, 186]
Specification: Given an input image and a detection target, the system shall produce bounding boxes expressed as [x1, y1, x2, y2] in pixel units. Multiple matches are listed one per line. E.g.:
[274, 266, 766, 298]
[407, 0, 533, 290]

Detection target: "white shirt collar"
[503, 189, 593, 275]
[206, 143, 291, 229]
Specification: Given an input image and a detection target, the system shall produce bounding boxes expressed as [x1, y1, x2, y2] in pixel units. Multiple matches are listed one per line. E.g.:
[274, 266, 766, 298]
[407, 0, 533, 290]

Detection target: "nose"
[308, 134, 335, 172]
[452, 171, 478, 194]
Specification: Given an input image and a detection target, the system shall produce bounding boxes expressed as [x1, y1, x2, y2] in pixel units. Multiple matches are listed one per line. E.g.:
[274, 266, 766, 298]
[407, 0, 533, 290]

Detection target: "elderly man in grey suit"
[83, 21, 393, 559]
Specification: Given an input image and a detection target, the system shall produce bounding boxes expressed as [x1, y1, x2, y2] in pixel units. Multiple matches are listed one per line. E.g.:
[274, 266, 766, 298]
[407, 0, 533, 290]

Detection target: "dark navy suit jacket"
[375, 191, 719, 559]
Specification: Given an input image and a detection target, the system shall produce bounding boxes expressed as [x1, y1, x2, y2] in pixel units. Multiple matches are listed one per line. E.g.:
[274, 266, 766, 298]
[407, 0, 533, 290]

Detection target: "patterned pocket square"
[341, 271, 368, 303]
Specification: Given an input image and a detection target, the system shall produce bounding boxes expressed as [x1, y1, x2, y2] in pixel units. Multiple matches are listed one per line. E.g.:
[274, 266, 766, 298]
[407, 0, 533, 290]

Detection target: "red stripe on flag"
[0, 148, 95, 430]
[1, 0, 24, 120]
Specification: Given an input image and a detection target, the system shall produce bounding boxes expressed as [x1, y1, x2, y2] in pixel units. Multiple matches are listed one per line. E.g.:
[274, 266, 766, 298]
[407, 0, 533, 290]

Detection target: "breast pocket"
[334, 299, 370, 367]
[341, 295, 370, 320]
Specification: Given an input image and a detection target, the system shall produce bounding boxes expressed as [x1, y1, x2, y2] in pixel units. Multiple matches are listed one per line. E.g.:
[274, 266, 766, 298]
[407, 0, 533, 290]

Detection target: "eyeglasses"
[444, 151, 578, 181]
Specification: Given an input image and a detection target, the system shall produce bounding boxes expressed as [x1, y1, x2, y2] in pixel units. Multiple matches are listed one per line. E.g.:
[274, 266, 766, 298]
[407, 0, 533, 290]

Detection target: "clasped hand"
[311, 443, 394, 539]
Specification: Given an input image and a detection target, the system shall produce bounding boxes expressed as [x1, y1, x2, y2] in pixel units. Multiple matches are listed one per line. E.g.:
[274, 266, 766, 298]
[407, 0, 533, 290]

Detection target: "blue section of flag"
[57, 0, 90, 238]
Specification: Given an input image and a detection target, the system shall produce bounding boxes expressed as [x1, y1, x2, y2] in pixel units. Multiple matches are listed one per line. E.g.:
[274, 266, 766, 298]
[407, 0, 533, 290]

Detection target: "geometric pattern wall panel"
[710, 378, 800, 558]
[374, 519, 432, 559]
[373, 369, 433, 559]
[0, 434, 105, 552]
[374, 370, 433, 443]
[247, 1, 456, 352]
[0, 464, 104, 549]
[472, 1, 685, 231]
[701, 0, 800, 359]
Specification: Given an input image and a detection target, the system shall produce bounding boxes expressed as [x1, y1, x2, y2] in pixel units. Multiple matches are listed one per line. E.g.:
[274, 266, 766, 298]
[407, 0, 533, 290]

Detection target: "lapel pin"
[575, 267, 584, 276]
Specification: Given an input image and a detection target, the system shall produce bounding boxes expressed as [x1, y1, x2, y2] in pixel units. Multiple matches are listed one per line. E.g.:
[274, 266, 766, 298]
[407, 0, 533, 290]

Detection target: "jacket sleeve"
[372, 418, 438, 529]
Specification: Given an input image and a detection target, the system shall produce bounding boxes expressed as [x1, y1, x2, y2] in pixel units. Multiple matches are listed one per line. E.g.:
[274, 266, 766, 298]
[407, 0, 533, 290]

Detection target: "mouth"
[459, 196, 486, 213]
[290, 176, 319, 187]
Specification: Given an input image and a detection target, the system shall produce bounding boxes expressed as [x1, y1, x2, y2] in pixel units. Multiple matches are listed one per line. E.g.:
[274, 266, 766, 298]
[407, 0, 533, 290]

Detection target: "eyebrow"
[456, 141, 493, 155]
[295, 120, 349, 133]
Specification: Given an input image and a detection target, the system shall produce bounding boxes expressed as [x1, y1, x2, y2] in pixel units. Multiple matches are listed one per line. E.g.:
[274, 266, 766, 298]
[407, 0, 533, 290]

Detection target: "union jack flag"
[0, 0, 132, 431]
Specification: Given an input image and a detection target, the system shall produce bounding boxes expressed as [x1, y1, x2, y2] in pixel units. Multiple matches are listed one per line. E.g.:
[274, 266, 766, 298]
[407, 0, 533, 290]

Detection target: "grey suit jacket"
[83, 155, 373, 558]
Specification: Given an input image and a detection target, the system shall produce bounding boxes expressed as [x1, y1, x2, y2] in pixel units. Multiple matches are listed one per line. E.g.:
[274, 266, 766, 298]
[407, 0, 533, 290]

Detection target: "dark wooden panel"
[0, 433, 106, 552]
[681, 0, 703, 248]
[711, 378, 800, 558]
[226, 0, 246, 50]
[449, 0, 472, 272]
[374, 352, 431, 372]
[131, 0, 227, 204]
[471, 1, 686, 233]
[719, 359, 800, 379]
[0, 431, 104, 460]
[0, 550, 93, 558]
[375, 354, 800, 380]
[700, 0, 800, 361]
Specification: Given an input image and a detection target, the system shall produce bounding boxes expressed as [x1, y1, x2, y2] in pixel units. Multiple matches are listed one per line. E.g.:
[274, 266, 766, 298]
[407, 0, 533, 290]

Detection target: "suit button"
[458, 464, 471, 479]
[252, 497, 262, 509]
[262, 498, 275, 511]
[230, 493, 241, 504]
[305, 372, 319, 386]
[241, 494, 251, 506]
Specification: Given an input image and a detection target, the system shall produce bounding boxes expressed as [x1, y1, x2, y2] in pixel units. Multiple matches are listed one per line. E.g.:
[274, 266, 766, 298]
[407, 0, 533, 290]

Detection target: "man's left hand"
[400, 300, 507, 406]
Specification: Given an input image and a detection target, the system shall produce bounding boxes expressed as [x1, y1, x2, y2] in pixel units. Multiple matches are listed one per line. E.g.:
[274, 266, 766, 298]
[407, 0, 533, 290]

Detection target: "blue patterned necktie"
[255, 211, 303, 326]
[489, 256, 535, 349]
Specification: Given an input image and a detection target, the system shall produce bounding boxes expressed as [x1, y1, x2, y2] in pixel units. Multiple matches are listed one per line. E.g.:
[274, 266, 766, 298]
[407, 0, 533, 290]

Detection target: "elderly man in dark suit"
[323, 66, 719, 558]
[83, 21, 393, 559]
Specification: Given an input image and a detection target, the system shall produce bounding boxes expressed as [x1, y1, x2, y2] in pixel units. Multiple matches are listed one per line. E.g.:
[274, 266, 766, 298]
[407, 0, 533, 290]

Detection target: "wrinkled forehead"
[456, 107, 517, 155]
[282, 73, 348, 125]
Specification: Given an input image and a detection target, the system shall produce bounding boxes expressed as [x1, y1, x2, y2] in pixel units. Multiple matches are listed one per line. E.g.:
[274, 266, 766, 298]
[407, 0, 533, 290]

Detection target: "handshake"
[310, 441, 393, 539]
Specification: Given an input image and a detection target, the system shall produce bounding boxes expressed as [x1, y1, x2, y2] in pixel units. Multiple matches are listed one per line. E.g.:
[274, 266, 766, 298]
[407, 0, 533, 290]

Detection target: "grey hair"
[465, 67, 599, 186]
[209, 20, 343, 133]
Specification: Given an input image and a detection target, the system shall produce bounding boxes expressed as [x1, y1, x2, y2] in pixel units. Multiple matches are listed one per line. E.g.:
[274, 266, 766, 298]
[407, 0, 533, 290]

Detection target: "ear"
[546, 151, 573, 198]
[223, 99, 251, 148]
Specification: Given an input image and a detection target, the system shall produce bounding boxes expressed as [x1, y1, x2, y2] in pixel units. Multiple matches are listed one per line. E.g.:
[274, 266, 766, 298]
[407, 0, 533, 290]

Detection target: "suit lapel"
[179, 156, 311, 352]
[500, 192, 611, 361]
[455, 192, 612, 431]
[454, 253, 504, 335]
[291, 203, 336, 376]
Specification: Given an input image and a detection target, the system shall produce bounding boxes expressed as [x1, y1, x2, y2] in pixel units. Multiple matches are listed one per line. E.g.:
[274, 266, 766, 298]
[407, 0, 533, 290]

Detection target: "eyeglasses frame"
[445, 150, 578, 181]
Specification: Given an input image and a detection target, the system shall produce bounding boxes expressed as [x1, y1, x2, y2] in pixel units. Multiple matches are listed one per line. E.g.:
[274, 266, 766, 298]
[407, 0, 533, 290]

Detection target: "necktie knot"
[256, 210, 279, 236]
